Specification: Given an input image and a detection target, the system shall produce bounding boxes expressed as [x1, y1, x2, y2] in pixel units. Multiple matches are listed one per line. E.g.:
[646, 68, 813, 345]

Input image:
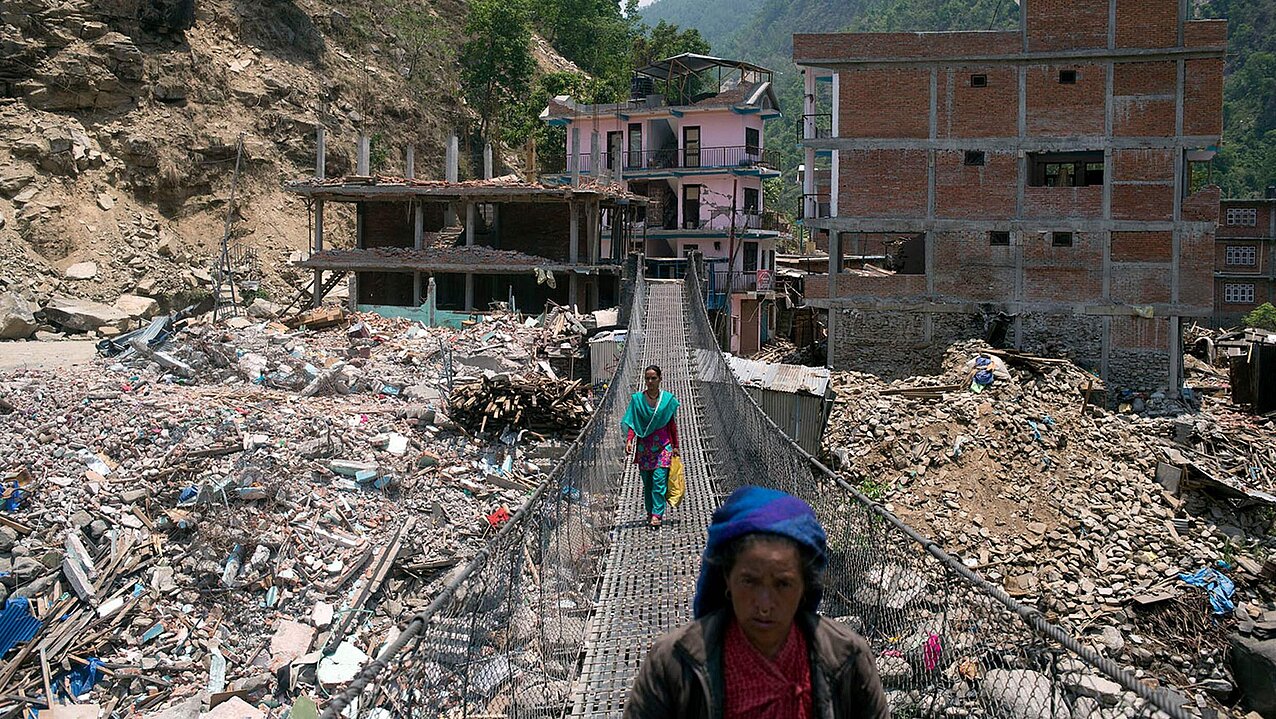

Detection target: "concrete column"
[483, 142, 493, 179]
[570, 127, 581, 187]
[405, 146, 415, 179]
[445, 203, 456, 226]
[569, 202, 580, 264]
[590, 131, 600, 181]
[312, 198, 325, 308]
[464, 273, 474, 310]
[569, 274, 580, 310]
[357, 134, 370, 175]
[1169, 316, 1183, 390]
[446, 133, 459, 183]
[586, 201, 599, 264]
[413, 201, 424, 306]
[827, 231, 840, 297]
[466, 203, 477, 246]
[315, 127, 326, 178]
[825, 309, 837, 369]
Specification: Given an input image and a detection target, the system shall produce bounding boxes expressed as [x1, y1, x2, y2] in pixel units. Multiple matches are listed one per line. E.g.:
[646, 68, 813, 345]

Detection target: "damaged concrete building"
[793, 0, 1226, 391]
[286, 139, 644, 319]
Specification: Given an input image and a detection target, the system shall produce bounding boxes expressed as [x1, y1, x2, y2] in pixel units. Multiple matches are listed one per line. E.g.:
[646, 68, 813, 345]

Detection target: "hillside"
[1197, 0, 1276, 198]
[0, 0, 470, 320]
[637, 0, 761, 51]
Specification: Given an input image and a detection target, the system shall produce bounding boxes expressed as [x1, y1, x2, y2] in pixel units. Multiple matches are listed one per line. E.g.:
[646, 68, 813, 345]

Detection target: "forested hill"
[637, 0, 762, 51]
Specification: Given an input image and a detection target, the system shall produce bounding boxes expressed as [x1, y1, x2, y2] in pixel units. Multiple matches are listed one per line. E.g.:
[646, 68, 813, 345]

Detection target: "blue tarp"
[1179, 567, 1235, 615]
[0, 597, 43, 657]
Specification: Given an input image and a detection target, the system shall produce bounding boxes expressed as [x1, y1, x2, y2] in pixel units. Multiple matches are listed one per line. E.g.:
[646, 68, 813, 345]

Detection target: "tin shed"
[725, 355, 834, 455]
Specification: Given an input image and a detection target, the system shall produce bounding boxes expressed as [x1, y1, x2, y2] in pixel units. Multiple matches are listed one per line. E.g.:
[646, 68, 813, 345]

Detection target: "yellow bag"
[667, 456, 686, 508]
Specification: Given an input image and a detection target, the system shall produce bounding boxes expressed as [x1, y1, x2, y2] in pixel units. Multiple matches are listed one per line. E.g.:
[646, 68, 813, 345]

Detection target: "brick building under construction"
[793, 0, 1226, 391]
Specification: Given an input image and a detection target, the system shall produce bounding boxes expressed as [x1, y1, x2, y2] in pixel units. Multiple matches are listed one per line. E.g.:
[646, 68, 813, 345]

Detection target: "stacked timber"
[448, 374, 594, 434]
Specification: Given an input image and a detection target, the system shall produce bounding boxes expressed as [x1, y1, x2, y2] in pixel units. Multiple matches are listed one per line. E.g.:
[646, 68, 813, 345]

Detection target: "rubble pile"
[0, 306, 607, 715]
[824, 339, 1276, 714]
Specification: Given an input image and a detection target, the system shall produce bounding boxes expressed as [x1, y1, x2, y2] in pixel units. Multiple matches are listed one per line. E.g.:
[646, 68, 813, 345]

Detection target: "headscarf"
[620, 390, 679, 439]
[693, 486, 828, 619]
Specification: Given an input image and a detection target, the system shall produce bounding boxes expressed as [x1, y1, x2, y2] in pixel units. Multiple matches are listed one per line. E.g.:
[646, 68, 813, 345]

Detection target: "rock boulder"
[0, 292, 37, 340]
[41, 296, 129, 332]
[113, 294, 160, 320]
[1231, 634, 1276, 717]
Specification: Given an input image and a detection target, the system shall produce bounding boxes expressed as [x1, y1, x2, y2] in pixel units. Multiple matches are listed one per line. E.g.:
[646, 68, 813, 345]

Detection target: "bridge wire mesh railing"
[682, 262, 1194, 719]
[320, 272, 648, 719]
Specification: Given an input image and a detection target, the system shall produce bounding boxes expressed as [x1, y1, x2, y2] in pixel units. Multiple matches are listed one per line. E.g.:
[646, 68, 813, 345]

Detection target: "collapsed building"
[793, 0, 1227, 392]
[286, 138, 645, 320]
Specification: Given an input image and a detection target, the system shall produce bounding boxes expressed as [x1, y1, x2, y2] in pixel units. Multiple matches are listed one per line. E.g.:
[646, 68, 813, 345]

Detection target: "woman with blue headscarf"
[625, 486, 888, 719]
[621, 365, 680, 530]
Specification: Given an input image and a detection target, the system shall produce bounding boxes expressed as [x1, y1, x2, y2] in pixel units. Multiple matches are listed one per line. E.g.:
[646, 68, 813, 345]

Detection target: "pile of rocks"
[823, 339, 1276, 716]
[0, 307, 601, 716]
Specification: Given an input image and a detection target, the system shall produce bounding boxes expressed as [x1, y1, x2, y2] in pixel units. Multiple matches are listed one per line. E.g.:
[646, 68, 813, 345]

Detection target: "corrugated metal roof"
[724, 355, 831, 397]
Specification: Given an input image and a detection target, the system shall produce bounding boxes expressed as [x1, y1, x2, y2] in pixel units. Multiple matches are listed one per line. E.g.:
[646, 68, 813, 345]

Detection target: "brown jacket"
[623, 610, 889, 719]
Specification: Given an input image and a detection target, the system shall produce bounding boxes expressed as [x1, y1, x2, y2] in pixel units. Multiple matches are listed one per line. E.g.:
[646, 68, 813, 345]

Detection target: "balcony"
[710, 269, 776, 295]
[544, 145, 779, 175]
[796, 113, 833, 142]
[742, 211, 786, 232]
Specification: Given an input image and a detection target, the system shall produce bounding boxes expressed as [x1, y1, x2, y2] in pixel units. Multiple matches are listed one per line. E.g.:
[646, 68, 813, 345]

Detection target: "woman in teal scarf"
[622, 365, 681, 530]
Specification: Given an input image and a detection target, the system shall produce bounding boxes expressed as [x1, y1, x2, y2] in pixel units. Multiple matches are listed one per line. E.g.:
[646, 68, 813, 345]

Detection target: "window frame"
[743, 187, 760, 215]
[1029, 151, 1105, 187]
[989, 231, 1011, 246]
[605, 131, 623, 170]
[964, 150, 986, 167]
[745, 127, 761, 156]
[1225, 207, 1258, 227]
[683, 126, 701, 168]
[970, 74, 988, 88]
[1059, 69, 1078, 84]
[1051, 231, 1074, 247]
[1223, 283, 1256, 304]
[627, 123, 642, 169]
[1225, 245, 1257, 267]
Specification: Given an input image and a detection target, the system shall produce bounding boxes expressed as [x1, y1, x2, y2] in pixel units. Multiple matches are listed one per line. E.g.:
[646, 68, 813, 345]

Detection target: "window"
[1051, 232, 1074, 247]
[627, 123, 642, 168]
[971, 74, 988, 88]
[743, 241, 759, 272]
[964, 151, 986, 166]
[745, 127, 760, 156]
[1226, 207, 1258, 227]
[682, 185, 700, 229]
[683, 244, 699, 257]
[1226, 246, 1257, 266]
[1224, 283, 1256, 304]
[989, 231, 1010, 246]
[1029, 151, 1104, 187]
[743, 187, 760, 215]
[683, 126, 701, 168]
[1060, 69, 1077, 84]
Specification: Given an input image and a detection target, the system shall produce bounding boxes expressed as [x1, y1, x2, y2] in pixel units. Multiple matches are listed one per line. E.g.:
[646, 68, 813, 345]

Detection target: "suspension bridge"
[321, 266, 1190, 719]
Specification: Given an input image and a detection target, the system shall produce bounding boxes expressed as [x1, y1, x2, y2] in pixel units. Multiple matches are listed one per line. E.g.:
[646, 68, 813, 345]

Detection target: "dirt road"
[0, 339, 99, 373]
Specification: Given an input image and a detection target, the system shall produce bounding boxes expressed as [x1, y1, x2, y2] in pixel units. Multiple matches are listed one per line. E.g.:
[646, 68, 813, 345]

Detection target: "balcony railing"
[742, 211, 786, 232]
[545, 145, 779, 175]
[710, 270, 775, 294]
[796, 113, 833, 142]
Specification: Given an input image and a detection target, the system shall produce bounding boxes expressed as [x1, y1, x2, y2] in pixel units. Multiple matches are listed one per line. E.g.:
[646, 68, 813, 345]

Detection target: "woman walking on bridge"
[622, 365, 680, 530]
[625, 486, 888, 719]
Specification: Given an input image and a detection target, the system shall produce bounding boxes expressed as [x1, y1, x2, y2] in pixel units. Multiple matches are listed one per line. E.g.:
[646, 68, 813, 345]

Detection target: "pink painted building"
[541, 54, 784, 355]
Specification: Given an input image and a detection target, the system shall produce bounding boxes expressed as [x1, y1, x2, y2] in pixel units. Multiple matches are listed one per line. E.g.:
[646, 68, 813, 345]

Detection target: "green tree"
[632, 20, 711, 67]
[1244, 303, 1276, 331]
[461, 0, 537, 140]
[1196, 0, 1276, 197]
[388, 7, 453, 84]
[536, 0, 638, 99]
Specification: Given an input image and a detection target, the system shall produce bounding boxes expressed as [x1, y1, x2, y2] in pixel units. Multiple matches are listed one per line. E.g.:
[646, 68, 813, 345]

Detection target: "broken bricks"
[0, 305, 612, 715]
